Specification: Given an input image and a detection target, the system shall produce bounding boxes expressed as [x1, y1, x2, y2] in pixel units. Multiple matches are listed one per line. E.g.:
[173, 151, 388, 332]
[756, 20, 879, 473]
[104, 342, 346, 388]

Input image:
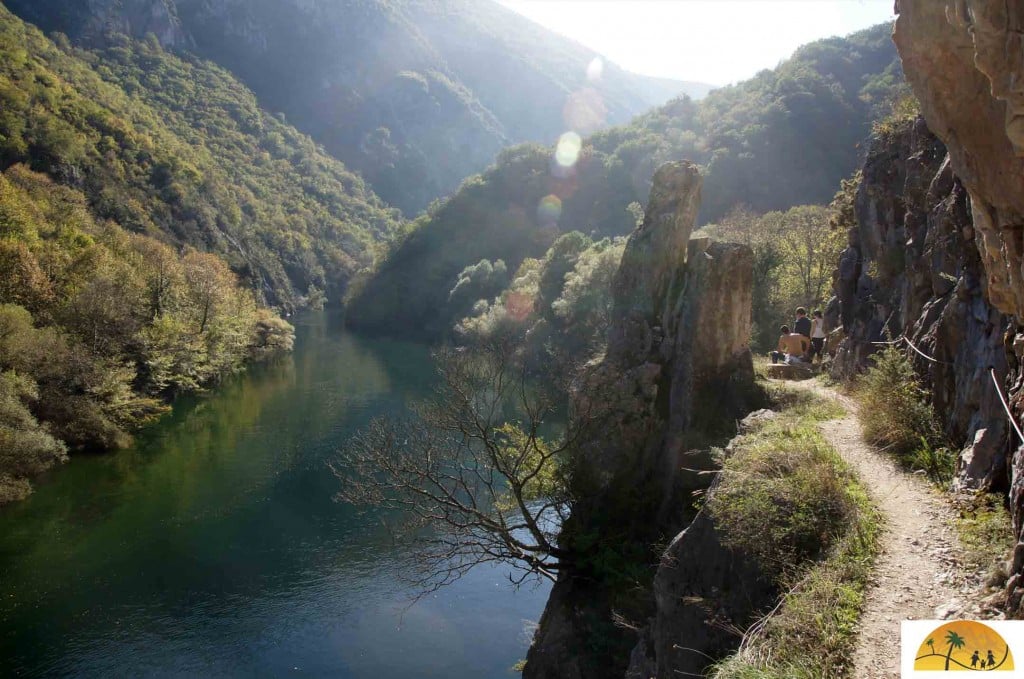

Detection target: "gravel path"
[791, 381, 976, 678]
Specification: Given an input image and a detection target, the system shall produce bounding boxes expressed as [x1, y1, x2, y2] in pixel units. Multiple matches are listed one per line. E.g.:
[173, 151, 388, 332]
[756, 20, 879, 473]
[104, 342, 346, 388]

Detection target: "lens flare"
[555, 131, 582, 168]
[563, 87, 607, 135]
[586, 57, 603, 82]
[537, 194, 562, 225]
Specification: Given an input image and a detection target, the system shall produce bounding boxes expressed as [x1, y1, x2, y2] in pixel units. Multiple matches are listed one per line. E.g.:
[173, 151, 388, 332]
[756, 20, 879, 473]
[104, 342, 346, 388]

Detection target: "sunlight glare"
[555, 131, 582, 168]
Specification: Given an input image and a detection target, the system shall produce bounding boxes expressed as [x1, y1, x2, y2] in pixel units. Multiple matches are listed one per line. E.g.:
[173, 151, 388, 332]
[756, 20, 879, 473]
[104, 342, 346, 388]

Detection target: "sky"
[497, 1, 896, 86]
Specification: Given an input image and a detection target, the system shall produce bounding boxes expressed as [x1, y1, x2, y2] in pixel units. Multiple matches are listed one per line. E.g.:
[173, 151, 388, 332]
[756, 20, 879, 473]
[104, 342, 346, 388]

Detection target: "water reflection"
[0, 313, 549, 678]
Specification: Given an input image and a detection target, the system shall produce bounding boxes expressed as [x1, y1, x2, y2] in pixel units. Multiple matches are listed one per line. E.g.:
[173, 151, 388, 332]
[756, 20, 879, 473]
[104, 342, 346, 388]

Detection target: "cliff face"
[525, 162, 761, 678]
[888, 0, 1024, 612]
[829, 117, 1013, 490]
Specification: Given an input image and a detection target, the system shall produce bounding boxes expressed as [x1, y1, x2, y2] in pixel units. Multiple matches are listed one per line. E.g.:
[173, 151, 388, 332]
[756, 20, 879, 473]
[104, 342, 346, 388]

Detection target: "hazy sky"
[498, 1, 896, 86]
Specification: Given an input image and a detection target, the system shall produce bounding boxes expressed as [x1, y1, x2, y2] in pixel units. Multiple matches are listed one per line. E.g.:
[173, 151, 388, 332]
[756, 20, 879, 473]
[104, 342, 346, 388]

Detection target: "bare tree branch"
[331, 337, 582, 592]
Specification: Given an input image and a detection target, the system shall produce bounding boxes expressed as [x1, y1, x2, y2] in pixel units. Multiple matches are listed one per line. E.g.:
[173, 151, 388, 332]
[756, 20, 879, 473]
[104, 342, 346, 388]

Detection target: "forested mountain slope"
[0, 4, 382, 497]
[0, 3, 401, 308]
[5, 0, 703, 215]
[348, 23, 905, 340]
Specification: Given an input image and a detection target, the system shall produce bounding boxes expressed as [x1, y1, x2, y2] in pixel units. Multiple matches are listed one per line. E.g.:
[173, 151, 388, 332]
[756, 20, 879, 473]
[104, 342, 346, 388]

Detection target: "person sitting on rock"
[771, 325, 810, 364]
[793, 307, 812, 338]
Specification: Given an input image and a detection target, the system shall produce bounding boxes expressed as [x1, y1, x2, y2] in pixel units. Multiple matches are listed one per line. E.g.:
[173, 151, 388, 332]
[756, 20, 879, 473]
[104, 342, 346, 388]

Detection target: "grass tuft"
[955, 493, 1014, 577]
[853, 345, 954, 487]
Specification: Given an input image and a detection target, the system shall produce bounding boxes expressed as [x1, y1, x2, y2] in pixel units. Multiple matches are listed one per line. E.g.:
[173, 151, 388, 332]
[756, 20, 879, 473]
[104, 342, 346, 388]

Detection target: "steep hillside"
[0, 4, 401, 308]
[6, 0, 700, 216]
[348, 23, 904, 340]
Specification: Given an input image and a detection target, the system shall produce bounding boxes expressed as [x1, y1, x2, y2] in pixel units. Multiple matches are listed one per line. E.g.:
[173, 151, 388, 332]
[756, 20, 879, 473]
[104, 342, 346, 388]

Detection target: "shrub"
[855, 345, 943, 463]
[708, 418, 858, 580]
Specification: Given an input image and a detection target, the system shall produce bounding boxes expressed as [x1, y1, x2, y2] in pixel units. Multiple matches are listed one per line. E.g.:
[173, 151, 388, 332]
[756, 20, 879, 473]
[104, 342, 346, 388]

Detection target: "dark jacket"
[794, 316, 811, 338]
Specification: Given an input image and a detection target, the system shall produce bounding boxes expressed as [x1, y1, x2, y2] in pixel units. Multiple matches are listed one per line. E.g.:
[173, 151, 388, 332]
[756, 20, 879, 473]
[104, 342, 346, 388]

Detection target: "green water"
[0, 313, 549, 677]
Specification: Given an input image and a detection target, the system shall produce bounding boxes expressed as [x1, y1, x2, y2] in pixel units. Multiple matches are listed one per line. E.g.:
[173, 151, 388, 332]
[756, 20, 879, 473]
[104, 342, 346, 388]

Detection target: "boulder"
[635, 508, 776, 679]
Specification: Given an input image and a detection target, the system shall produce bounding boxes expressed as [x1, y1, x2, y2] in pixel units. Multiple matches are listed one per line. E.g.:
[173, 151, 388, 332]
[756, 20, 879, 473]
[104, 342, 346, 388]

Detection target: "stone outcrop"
[525, 162, 760, 678]
[590, 162, 759, 514]
[895, 1, 1024, 320]
[829, 117, 1012, 491]
[893, 0, 1024, 614]
[625, 414, 783, 679]
[625, 503, 776, 679]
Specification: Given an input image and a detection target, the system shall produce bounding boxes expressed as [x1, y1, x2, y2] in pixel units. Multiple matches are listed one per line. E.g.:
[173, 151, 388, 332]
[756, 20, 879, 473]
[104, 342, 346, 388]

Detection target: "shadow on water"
[0, 313, 550, 678]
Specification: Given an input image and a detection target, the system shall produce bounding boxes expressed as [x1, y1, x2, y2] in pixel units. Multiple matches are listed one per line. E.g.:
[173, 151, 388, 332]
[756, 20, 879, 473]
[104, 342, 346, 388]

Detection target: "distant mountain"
[7, 0, 696, 214]
[347, 23, 906, 340]
[631, 74, 716, 104]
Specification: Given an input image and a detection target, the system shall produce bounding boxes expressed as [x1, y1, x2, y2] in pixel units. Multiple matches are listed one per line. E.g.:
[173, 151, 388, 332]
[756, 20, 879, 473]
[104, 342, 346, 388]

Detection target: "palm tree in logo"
[944, 630, 966, 671]
[927, 638, 935, 656]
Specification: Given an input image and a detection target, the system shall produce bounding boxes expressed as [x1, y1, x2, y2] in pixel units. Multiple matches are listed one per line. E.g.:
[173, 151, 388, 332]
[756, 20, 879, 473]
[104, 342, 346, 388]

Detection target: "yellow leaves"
[494, 422, 559, 503]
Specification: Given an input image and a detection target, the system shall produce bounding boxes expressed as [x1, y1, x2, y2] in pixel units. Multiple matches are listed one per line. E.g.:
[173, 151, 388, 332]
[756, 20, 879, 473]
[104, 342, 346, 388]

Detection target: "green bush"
[856, 345, 944, 463]
[708, 417, 858, 579]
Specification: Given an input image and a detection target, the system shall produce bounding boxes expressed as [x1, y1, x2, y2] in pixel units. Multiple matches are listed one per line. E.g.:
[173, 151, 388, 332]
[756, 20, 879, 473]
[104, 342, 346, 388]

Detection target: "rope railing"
[869, 335, 1024, 443]
[870, 335, 954, 365]
[990, 367, 1024, 443]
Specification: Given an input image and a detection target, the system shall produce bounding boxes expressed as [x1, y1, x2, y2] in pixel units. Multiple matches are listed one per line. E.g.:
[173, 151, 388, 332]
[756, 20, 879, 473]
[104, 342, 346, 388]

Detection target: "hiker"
[808, 309, 826, 363]
[793, 307, 812, 338]
[771, 325, 810, 364]
[971, 650, 980, 668]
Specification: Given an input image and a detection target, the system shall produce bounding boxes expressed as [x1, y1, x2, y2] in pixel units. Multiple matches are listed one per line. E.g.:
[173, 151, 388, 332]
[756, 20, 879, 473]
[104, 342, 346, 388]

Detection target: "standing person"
[808, 309, 826, 363]
[771, 325, 810, 364]
[793, 307, 812, 338]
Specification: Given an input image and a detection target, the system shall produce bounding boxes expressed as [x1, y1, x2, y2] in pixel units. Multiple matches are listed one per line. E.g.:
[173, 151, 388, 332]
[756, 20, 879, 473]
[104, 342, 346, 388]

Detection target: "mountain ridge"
[347, 22, 905, 340]
[6, 0, 700, 215]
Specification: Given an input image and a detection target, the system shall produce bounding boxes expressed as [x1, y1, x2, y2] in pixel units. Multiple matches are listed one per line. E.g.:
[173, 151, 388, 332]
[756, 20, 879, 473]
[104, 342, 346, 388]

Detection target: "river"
[0, 313, 550, 677]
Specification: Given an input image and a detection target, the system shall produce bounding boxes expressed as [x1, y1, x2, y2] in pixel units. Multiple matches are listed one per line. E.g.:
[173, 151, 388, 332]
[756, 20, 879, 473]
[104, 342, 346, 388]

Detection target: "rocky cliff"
[524, 162, 762, 678]
[892, 0, 1024, 614]
[829, 116, 1013, 491]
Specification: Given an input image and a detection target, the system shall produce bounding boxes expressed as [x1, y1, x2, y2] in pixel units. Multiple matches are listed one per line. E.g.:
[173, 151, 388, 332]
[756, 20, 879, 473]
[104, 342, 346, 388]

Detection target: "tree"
[0, 369, 67, 503]
[182, 249, 233, 334]
[944, 630, 965, 670]
[334, 336, 585, 591]
[770, 204, 843, 307]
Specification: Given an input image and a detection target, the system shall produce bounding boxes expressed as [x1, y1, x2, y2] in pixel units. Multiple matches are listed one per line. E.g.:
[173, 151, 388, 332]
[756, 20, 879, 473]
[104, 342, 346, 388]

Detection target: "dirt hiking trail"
[787, 380, 986, 678]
